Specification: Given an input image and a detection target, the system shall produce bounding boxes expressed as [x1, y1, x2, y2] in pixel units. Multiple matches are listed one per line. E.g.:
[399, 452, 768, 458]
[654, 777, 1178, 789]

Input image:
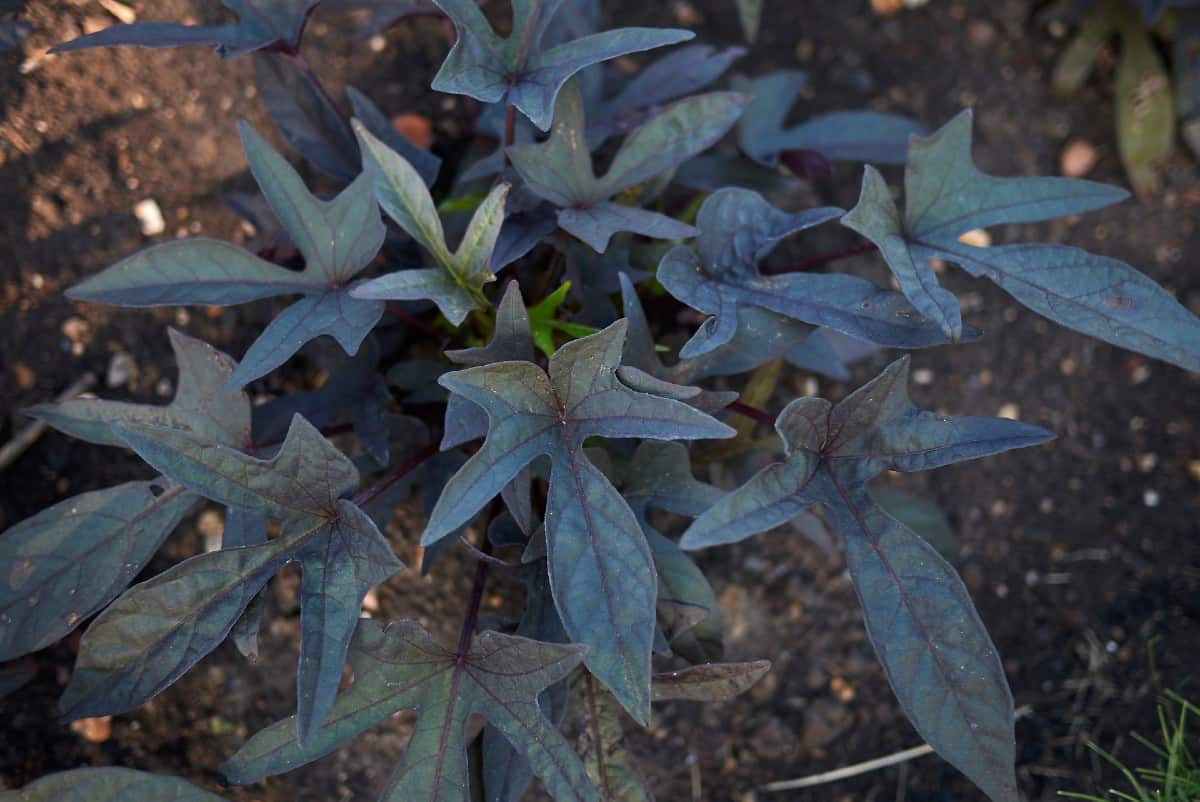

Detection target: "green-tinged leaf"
[63, 415, 400, 742]
[0, 767, 227, 801]
[0, 480, 196, 661]
[681, 356, 1052, 802]
[351, 120, 510, 324]
[658, 188, 965, 359]
[117, 413, 357, 520]
[67, 124, 386, 388]
[651, 660, 771, 701]
[223, 619, 596, 802]
[1116, 20, 1174, 198]
[843, 110, 1200, 369]
[50, 0, 318, 58]
[578, 671, 653, 802]
[430, 0, 693, 130]
[425, 322, 734, 722]
[346, 85, 441, 187]
[529, 282, 600, 356]
[1053, 4, 1121, 94]
[735, 0, 762, 43]
[508, 81, 747, 252]
[26, 328, 251, 450]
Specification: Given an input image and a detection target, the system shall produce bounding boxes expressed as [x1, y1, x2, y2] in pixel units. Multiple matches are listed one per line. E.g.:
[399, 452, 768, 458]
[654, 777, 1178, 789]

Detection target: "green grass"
[1061, 690, 1200, 802]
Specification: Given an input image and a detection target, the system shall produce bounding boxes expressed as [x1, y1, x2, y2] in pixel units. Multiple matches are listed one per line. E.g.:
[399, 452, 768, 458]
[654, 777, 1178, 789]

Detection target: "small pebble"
[1135, 453, 1158, 473]
[134, 199, 165, 236]
[997, 402, 1020, 420]
[912, 368, 934, 385]
[1060, 139, 1098, 178]
[1143, 489, 1160, 508]
[1188, 460, 1200, 482]
[367, 34, 386, 53]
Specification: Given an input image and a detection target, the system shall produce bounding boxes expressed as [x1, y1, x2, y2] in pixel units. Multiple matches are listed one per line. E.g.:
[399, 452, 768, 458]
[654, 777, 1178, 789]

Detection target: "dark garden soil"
[1, 1, 1198, 800]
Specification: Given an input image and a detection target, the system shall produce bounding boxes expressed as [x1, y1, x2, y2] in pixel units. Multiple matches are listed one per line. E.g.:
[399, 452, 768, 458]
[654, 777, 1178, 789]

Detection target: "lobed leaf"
[680, 357, 1052, 801]
[62, 415, 399, 741]
[27, 328, 251, 450]
[425, 322, 733, 722]
[223, 619, 596, 802]
[843, 110, 1200, 369]
[431, 0, 693, 130]
[658, 188, 966, 359]
[68, 125, 387, 388]
[509, 81, 747, 252]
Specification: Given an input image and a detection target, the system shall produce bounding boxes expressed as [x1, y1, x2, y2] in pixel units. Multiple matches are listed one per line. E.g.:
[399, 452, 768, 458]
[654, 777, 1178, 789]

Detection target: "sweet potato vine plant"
[3, 1, 1199, 801]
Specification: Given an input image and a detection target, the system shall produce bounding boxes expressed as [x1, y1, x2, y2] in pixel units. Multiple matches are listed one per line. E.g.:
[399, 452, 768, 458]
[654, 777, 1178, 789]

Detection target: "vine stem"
[760, 241, 878, 275]
[352, 438, 440, 508]
[503, 103, 516, 166]
[583, 671, 611, 797]
[455, 534, 492, 658]
[728, 400, 775, 426]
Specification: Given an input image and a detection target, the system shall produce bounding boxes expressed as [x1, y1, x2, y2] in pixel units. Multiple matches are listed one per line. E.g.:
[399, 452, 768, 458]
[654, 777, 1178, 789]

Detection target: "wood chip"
[98, 0, 137, 23]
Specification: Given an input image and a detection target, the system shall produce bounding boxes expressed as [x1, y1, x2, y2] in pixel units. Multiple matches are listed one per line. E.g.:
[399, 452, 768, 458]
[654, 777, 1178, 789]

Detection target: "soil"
[1, 1, 1198, 801]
